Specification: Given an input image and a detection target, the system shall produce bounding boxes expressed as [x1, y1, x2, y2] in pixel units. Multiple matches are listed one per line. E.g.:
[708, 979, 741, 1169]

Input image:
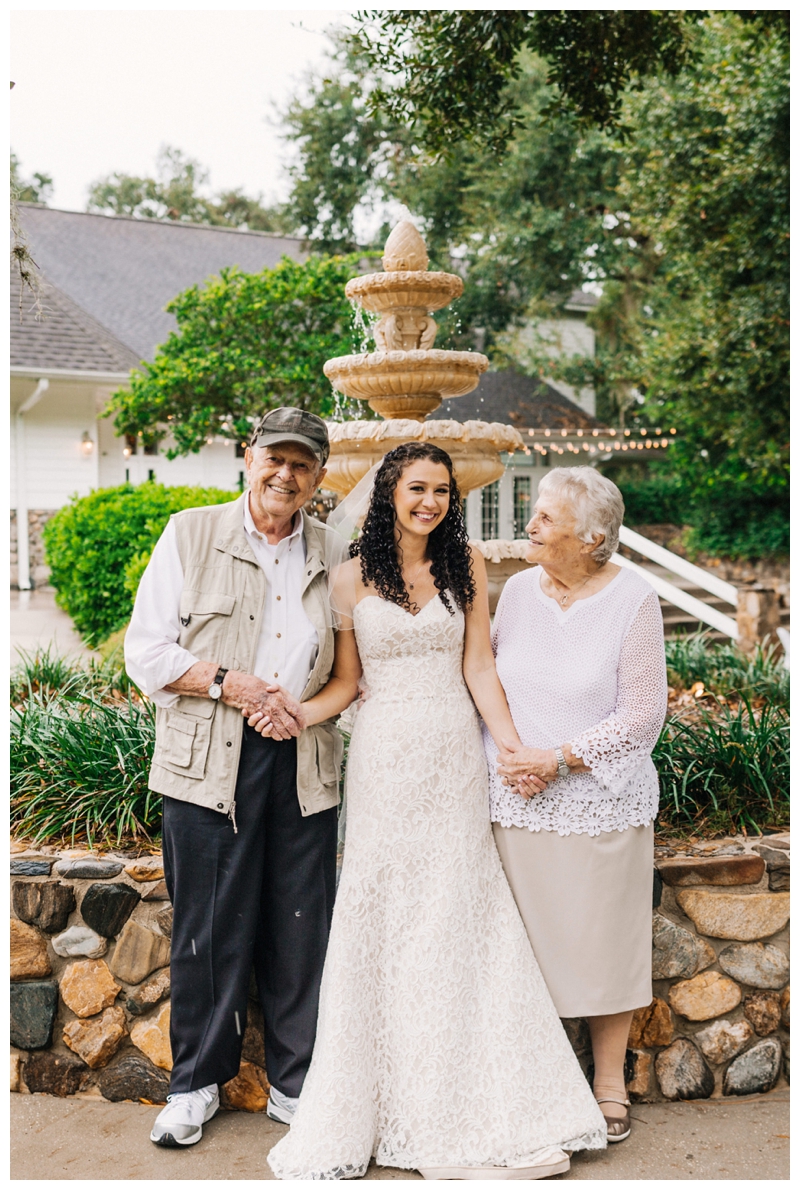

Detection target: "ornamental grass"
[10, 632, 789, 846]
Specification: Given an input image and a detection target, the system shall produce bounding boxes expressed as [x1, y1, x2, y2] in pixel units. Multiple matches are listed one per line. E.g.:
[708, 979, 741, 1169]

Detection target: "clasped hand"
[496, 738, 558, 800]
[238, 678, 305, 740]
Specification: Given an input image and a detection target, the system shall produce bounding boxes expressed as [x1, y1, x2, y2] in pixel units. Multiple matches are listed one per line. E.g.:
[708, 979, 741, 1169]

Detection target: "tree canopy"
[106, 254, 365, 456]
[87, 145, 289, 232]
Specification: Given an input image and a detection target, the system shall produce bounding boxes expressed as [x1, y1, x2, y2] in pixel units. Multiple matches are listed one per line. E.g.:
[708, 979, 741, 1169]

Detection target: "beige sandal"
[595, 1096, 631, 1143]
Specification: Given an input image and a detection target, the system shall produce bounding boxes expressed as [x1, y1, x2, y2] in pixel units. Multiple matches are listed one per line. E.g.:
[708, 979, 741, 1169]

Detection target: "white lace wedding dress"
[268, 594, 606, 1179]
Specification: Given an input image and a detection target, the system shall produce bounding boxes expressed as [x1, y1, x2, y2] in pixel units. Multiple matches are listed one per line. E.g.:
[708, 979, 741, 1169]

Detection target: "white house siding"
[510, 316, 597, 417]
[96, 414, 242, 492]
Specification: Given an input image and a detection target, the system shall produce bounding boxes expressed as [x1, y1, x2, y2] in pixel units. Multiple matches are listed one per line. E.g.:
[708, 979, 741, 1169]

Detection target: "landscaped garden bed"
[10, 633, 789, 1106]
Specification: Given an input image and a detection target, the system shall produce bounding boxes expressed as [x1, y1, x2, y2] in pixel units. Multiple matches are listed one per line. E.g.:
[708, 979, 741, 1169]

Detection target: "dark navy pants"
[161, 724, 338, 1096]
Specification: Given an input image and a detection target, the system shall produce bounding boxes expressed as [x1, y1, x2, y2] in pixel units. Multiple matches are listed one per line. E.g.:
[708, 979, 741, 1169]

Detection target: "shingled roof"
[11, 265, 141, 375]
[15, 205, 307, 362]
[429, 370, 605, 431]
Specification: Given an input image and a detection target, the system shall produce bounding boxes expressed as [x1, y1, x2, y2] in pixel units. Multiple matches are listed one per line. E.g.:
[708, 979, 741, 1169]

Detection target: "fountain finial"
[382, 220, 429, 272]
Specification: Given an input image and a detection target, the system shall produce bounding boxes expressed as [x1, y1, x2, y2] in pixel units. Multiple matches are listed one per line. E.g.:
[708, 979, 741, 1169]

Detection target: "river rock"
[668, 971, 742, 1021]
[98, 1054, 170, 1103]
[13, 880, 76, 933]
[222, 1060, 269, 1112]
[141, 880, 170, 902]
[79, 882, 141, 938]
[626, 1049, 652, 1099]
[124, 859, 165, 883]
[10, 980, 59, 1049]
[242, 1000, 266, 1068]
[718, 942, 789, 989]
[694, 1019, 753, 1064]
[51, 925, 108, 959]
[54, 858, 123, 879]
[126, 968, 170, 1016]
[562, 1017, 591, 1057]
[60, 959, 120, 1017]
[723, 1036, 782, 1096]
[23, 1052, 89, 1097]
[10, 860, 52, 876]
[155, 906, 173, 938]
[655, 1038, 715, 1101]
[743, 990, 782, 1036]
[10, 919, 51, 979]
[676, 890, 790, 941]
[780, 986, 789, 1027]
[658, 854, 765, 887]
[652, 914, 716, 980]
[752, 845, 790, 870]
[110, 920, 171, 984]
[628, 997, 673, 1047]
[769, 870, 789, 891]
[130, 1002, 172, 1070]
[63, 1005, 127, 1068]
[11, 1053, 20, 1092]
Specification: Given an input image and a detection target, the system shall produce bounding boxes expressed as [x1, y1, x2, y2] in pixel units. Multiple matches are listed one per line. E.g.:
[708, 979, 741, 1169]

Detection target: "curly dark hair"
[351, 442, 476, 615]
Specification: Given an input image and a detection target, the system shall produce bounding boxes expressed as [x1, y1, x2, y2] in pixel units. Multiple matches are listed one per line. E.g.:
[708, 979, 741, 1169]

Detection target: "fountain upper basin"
[345, 271, 463, 313]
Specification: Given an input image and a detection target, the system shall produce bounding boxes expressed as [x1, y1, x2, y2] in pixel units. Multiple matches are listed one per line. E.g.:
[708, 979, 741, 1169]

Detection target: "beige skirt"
[493, 821, 654, 1018]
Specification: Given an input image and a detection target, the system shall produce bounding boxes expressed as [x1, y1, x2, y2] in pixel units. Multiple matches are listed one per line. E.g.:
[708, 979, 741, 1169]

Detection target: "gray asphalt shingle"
[16, 205, 307, 362]
[429, 370, 605, 431]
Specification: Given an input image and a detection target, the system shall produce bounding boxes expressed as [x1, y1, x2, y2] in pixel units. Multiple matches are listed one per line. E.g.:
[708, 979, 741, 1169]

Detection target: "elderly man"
[125, 407, 349, 1148]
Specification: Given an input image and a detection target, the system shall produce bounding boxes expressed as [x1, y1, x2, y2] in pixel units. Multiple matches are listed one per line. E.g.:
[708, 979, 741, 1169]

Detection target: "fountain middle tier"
[323, 418, 524, 496]
[324, 348, 489, 421]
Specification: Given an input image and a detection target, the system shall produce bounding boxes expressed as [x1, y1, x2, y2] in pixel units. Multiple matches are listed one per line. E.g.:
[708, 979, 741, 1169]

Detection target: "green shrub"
[654, 699, 789, 836]
[664, 632, 789, 709]
[616, 475, 687, 526]
[43, 482, 238, 644]
[11, 649, 159, 845]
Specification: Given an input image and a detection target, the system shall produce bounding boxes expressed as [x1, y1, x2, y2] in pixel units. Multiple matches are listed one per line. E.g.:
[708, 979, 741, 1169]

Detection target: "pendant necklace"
[405, 559, 428, 590]
[559, 575, 593, 606]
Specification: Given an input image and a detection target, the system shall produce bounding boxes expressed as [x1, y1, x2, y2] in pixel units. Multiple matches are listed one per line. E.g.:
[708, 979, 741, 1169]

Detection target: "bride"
[263, 442, 606, 1179]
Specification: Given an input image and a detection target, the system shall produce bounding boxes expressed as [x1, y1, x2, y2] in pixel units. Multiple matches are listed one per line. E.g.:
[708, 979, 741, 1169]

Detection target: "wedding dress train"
[268, 594, 606, 1179]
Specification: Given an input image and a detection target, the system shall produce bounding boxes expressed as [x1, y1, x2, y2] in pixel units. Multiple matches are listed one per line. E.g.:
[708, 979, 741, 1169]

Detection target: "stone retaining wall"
[10, 835, 789, 1109]
[10, 510, 58, 589]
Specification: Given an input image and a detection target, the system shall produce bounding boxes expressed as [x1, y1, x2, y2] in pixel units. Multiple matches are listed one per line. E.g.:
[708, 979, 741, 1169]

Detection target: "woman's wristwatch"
[554, 746, 571, 779]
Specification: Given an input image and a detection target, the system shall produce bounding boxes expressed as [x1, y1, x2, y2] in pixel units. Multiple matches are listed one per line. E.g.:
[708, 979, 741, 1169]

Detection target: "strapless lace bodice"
[268, 594, 606, 1179]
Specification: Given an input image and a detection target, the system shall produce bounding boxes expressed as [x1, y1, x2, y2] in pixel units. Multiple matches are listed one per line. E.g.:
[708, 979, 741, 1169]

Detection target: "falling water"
[349, 297, 379, 355]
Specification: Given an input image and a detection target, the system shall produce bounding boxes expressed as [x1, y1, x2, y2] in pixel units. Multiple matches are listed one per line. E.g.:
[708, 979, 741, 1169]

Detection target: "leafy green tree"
[348, 10, 701, 150]
[11, 151, 54, 204]
[106, 254, 367, 455]
[87, 145, 289, 231]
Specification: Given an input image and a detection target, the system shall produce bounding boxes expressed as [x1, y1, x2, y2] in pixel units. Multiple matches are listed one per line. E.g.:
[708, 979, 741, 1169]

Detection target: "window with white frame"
[481, 480, 500, 540]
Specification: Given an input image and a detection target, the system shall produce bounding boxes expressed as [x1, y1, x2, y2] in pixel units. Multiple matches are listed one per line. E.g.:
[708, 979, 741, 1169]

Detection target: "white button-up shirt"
[125, 496, 320, 708]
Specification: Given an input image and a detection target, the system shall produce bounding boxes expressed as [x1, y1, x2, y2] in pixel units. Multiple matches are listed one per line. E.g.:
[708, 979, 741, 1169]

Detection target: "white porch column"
[466, 488, 482, 539]
[498, 467, 515, 539]
[15, 378, 49, 590]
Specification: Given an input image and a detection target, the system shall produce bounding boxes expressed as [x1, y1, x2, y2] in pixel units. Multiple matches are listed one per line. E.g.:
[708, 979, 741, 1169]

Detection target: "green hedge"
[43, 483, 238, 644]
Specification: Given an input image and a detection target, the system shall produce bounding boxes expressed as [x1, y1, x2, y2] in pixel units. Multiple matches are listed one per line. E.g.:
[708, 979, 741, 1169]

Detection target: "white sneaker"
[150, 1084, 219, 1147]
[267, 1086, 299, 1124]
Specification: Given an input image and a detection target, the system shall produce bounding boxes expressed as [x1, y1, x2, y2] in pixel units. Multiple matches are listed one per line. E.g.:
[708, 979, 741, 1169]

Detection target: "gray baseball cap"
[250, 407, 329, 466]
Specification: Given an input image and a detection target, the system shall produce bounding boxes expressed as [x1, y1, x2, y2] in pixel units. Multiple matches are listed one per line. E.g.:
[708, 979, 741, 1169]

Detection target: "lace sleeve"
[570, 589, 667, 790]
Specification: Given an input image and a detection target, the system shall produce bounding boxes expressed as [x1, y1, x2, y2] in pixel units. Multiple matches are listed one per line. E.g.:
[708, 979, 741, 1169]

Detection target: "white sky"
[10, 5, 353, 212]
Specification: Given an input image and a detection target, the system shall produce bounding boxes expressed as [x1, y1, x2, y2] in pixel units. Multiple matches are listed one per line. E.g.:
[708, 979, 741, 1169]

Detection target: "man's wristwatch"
[554, 746, 571, 779]
[208, 667, 229, 701]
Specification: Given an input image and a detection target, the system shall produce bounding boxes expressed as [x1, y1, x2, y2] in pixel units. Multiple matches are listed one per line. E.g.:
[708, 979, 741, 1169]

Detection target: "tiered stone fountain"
[322, 221, 524, 496]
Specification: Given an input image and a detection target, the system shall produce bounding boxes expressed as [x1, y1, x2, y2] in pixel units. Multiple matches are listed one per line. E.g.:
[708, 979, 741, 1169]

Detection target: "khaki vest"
[148, 496, 350, 818]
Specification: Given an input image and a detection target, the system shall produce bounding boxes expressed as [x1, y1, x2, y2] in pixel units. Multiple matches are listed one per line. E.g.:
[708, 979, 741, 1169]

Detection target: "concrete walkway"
[11, 1089, 789, 1180]
[10, 588, 95, 666]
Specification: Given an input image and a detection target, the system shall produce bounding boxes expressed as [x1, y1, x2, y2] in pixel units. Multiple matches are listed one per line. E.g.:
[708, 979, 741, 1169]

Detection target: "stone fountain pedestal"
[322, 221, 524, 497]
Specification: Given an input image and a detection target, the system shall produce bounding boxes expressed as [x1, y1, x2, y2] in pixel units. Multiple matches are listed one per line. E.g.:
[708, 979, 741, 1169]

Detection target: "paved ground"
[10, 587, 95, 664]
[11, 1089, 789, 1180]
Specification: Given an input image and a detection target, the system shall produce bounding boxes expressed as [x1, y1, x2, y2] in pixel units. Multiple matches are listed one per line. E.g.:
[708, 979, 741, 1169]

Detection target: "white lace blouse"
[485, 565, 668, 836]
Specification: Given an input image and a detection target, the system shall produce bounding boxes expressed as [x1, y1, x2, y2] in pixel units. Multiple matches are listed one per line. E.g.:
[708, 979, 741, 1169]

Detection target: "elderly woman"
[485, 466, 667, 1144]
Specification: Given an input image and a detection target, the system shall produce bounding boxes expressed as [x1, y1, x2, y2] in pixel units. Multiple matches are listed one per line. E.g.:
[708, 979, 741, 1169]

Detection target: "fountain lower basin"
[323, 418, 524, 496]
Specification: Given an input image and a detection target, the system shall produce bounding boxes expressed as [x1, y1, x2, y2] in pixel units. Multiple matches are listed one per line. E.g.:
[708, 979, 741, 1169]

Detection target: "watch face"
[209, 683, 222, 700]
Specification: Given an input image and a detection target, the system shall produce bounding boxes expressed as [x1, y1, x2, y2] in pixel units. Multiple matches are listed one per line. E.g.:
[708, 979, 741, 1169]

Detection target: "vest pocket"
[155, 708, 214, 780]
[314, 724, 344, 791]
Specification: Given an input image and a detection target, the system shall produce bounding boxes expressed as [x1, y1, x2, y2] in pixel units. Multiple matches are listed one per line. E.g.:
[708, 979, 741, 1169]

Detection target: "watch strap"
[213, 666, 229, 689]
[555, 746, 570, 778]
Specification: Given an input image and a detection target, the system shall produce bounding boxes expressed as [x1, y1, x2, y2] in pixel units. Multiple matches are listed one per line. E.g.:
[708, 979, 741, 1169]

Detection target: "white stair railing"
[612, 553, 739, 640]
[618, 525, 738, 606]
